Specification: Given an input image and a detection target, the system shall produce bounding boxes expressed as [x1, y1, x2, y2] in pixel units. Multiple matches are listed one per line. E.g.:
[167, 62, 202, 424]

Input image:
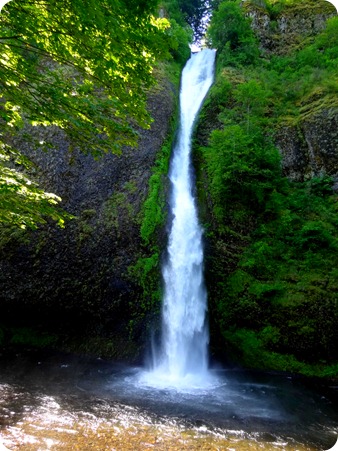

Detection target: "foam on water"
[136, 367, 220, 392]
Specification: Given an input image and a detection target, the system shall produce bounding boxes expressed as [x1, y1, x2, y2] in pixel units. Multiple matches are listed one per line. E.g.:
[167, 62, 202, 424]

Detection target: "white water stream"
[149, 49, 216, 386]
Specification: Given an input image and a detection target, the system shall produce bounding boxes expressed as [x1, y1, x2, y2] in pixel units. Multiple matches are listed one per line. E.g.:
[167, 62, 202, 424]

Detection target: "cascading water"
[150, 49, 216, 385]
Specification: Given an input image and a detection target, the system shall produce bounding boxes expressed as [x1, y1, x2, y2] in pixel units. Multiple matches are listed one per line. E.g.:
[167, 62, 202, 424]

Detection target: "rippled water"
[0, 351, 337, 450]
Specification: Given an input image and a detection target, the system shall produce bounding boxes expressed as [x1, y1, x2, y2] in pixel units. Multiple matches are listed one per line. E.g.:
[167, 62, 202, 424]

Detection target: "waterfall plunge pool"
[0, 351, 337, 450]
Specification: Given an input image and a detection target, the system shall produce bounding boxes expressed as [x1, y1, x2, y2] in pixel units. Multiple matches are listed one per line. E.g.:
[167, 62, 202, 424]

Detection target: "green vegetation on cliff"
[0, 0, 195, 358]
[127, 73, 179, 340]
[0, 0, 192, 231]
[195, 0, 338, 377]
[125, 0, 204, 343]
[161, 0, 210, 41]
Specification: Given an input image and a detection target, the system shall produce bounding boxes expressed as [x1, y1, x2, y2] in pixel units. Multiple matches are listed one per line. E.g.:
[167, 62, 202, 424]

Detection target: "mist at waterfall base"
[139, 49, 217, 389]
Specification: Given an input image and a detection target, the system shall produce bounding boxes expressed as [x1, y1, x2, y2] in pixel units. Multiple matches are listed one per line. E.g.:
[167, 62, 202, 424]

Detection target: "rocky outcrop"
[244, 0, 338, 181]
[0, 74, 176, 360]
[244, 0, 336, 55]
[275, 107, 338, 181]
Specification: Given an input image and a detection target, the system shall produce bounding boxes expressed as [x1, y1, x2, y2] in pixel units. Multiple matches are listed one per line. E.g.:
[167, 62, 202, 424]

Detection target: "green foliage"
[129, 253, 162, 311]
[0, 0, 189, 230]
[165, 19, 192, 65]
[0, 144, 73, 230]
[264, 0, 290, 19]
[196, 1, 338, 377]
[127, 251, 163, 342]
[209, 170, 338, 373]
[140, 140, 172, 245]
[127, 68, 179, 335]
[224, 328, 338, 377]
[201, 104, 283, 224]
[103, 186, 136, 236]
[140, 79, 179, 246]
[178, 0, 210, 41]
[246, 0, 336, 22]
[162, 0, 210, 41]
[207, 1, 259, 67]
[1, 0, 170, 156]
[131, 126, 175, 281]
[263, 16, 338, 123]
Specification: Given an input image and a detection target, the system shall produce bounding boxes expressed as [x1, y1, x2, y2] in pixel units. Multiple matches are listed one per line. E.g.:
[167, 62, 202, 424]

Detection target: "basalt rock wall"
[245, 0, 335, 55]
[275, 108, 338, 181]
[0, 75, 176, 360]
[245, 0, 338, 181]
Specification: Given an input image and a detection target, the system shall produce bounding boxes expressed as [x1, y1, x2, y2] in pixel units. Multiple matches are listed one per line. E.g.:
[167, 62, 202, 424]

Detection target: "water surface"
[0, 352, 337, 450]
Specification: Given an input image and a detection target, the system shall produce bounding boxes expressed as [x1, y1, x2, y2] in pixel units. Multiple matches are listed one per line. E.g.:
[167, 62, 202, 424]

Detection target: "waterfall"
[151, 49, 216, 384]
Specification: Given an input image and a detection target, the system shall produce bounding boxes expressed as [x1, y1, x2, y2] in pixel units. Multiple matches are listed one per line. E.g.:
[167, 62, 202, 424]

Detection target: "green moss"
[81, 209, 96, 219]
[154, 59, 185, 91]
[224, 328, 338, 378]
[128, 253, 162, 314]
[140, 146, 171, 245]
[101, 183, 137, 236]
[211, 176, 338, 375]
[140, 64, 180, 246]
[245, 0, 336, 20]
[9, 327, 57, 348]
[195, 3, 338, 379]
[129, 127, 176, 313]
[126, 60, 180, 337]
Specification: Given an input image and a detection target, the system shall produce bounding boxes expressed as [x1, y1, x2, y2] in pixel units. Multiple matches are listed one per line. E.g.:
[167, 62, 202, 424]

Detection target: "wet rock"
[275, 108, 338, 181]
[0, 75, 177, 360]
[243, 0, 338, 181]
[245, 0, 336, 55]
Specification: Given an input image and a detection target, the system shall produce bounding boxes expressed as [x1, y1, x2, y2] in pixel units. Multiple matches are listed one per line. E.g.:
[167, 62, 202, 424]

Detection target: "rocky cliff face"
[193, 0, 338, 376]
[0, 74, 176, 360]
[276, 107, 338, 181]
[245, 0, 335, 55]
[245, 0, 338, 181]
